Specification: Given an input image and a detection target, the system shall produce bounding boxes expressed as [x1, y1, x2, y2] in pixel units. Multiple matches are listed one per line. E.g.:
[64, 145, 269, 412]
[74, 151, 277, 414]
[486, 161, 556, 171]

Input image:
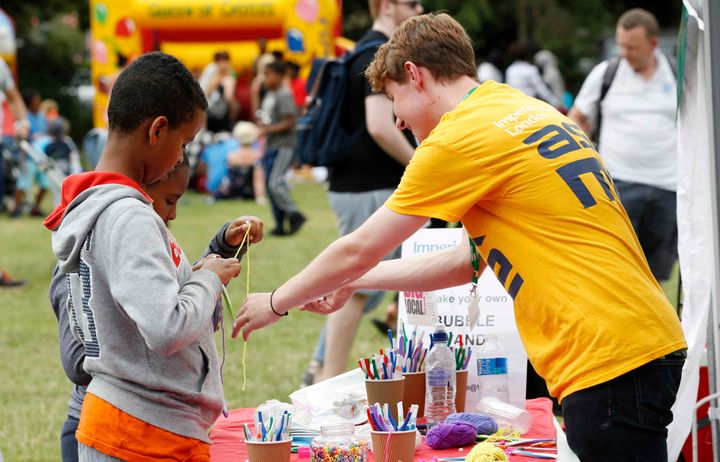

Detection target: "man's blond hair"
[368, 0, 381, 20]
[617, 8, 659, 38]
[366, 13, 478, 93]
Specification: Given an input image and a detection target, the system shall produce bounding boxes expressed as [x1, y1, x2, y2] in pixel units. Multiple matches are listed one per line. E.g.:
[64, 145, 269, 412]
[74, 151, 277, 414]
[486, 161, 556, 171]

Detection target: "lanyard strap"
[469, 237, 480, 291]
[461, 85, 479, 103]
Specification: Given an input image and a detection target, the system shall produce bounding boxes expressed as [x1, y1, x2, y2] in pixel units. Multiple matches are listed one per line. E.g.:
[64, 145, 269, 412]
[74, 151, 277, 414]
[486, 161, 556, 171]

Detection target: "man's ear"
[148, 116, 169, 145]
[404, 61, 423, 90]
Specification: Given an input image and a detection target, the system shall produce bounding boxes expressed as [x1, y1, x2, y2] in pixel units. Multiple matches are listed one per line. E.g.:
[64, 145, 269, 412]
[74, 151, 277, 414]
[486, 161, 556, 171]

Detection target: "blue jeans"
[60, 415, 79, 462]
[614, 180, 677, 281]
[562, 351, 684, 461]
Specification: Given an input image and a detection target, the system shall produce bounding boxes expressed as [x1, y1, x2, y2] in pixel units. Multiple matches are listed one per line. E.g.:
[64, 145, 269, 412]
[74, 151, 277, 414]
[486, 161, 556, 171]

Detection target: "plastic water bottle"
[425, 324, 456, 428]
[477, 334, 510, 403]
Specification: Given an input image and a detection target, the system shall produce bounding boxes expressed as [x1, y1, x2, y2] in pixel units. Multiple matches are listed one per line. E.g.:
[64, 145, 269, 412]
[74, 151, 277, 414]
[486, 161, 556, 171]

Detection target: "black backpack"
[592, 53, 677, 143]
[295, 39, 385, 167]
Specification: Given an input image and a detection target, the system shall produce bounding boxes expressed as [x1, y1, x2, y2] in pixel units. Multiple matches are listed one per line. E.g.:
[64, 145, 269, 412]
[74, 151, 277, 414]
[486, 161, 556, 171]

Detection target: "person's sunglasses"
[390, 0, 422, 8]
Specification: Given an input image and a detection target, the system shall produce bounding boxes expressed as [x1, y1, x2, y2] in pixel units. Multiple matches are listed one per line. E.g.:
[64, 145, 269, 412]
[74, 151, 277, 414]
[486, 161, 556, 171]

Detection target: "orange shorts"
[76, 393, 210, 461]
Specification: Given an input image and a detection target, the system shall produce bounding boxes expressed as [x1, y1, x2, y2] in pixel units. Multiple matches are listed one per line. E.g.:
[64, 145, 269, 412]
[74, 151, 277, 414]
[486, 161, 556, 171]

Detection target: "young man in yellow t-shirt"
[233, 13, 687, 460]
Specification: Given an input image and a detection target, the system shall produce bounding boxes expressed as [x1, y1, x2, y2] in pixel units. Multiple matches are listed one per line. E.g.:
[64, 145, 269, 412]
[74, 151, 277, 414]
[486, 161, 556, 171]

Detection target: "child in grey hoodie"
[51, 157, 264, 462]
[44, 52, 243, 461]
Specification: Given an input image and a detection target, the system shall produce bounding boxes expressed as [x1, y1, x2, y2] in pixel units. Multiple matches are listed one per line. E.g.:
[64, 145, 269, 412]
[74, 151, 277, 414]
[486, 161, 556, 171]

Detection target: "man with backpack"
[569, 8, 678, 283]
[300, 0, 422, 385]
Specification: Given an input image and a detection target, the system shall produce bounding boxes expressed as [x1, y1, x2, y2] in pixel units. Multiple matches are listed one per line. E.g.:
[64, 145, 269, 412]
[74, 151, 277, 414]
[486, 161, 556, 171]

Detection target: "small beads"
[309, 439, 369, 462]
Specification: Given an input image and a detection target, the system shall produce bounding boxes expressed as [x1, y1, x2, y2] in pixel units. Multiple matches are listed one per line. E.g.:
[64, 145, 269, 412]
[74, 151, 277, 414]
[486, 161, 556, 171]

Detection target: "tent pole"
[703, 0, 720, 457]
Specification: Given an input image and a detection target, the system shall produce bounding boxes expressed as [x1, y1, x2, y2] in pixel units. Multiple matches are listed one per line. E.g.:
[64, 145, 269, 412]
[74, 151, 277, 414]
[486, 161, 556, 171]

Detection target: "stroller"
[18, 139, 67, 204]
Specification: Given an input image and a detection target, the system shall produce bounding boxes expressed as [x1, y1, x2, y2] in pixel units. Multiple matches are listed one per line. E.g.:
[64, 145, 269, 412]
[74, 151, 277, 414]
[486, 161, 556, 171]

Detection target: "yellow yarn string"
[465, 442, 508, 462]
[233, 222, 252, 392]
[480, 427, 521, 444]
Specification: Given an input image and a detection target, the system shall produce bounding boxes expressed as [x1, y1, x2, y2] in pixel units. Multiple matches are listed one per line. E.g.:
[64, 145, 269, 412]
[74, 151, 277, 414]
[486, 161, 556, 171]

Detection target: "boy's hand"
[225, 216, 264, 246]
[200, 257, 241, 285]
[192, 253, 221, 272]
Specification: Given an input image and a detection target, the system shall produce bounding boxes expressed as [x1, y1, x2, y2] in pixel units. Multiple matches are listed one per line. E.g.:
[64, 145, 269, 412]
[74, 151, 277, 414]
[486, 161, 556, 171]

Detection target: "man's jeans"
[614, 179, 677, 281]
[562, 350, 685, 461]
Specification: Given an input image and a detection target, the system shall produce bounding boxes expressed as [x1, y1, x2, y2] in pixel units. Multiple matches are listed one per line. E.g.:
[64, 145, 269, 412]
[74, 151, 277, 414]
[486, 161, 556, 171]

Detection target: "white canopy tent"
[670, 0, 719, 459]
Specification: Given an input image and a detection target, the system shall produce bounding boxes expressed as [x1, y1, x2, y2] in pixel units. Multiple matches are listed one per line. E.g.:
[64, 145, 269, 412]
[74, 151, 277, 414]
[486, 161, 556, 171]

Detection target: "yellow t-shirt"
[386, 81, 686, 400]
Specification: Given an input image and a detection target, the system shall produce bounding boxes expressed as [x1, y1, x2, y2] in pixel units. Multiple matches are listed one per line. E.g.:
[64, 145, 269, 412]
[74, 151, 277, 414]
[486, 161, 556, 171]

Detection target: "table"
[210, 398, 557, 461]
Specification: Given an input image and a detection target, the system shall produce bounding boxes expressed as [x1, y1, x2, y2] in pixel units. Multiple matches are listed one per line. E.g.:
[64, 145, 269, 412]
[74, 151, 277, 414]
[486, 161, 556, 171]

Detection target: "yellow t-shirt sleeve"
[386, 139, 496, 222]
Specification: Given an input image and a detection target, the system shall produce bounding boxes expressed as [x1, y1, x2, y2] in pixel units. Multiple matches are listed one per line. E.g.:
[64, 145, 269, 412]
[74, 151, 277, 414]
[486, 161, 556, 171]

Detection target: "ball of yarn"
[445, 412, 498, 435]
[465, 442, 508, 462]
[426, 422, 476, 449]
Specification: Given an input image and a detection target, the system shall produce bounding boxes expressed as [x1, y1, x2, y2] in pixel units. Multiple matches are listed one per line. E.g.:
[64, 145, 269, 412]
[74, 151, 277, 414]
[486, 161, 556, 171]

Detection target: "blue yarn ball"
[426, 422, 477, 449]
[446, 412, 498, 435]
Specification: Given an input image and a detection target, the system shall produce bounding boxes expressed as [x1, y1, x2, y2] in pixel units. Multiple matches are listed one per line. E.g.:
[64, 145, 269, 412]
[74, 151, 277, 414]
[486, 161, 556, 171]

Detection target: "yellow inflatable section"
[90, 0, 340, 128]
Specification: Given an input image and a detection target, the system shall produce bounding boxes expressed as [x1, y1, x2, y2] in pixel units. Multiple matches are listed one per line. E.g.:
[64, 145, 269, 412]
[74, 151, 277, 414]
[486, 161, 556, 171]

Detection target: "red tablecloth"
[210, 398, 557, 461]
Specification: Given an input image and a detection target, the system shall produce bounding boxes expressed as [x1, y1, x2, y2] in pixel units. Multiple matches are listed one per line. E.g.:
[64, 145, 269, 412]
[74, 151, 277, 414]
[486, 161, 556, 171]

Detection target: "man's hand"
[299, 286, 355, 315]
[232, 292, 284, 341]
[200, 257, 241, 285]
[225, 216, 264, 247]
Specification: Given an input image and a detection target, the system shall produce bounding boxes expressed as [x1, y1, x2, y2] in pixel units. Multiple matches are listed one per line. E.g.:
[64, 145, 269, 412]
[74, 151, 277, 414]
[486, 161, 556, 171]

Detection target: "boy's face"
[146, 166, 190, 225]
[263, 68, 283, 90]
[148, 108, 204, 184]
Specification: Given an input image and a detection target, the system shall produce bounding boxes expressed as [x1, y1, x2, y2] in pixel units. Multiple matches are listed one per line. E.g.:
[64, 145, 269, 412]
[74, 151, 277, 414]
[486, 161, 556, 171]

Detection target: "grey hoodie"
[47, 175, 224, 443]
[51, 222, 246, 423]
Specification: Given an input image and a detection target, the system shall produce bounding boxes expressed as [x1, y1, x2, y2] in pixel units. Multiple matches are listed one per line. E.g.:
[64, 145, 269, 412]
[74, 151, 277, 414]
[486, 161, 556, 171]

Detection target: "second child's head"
[107, 52, 207, 184]
[145, 156, 190, 225]
[263, 60, 287, 91]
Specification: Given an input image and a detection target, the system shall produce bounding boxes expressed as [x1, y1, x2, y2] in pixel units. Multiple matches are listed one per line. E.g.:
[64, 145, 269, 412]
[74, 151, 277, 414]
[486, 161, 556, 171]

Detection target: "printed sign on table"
[399, 228, 528, 411]
[401, 290, 437, 327]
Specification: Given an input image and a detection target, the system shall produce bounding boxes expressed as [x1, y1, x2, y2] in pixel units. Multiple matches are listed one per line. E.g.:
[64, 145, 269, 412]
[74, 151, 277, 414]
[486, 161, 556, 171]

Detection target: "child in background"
[50, 156, 264, 462]
[220, 121, 265, 201]
[257, 59, 306, 235]
[44, 118, 82, 176]
[44, 52, 241, 461]
[12, 88, 48, 217]
[39, 98, 60, 122]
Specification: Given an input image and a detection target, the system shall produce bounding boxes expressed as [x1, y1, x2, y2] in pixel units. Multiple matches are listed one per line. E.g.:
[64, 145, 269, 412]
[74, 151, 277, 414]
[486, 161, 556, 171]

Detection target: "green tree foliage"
[4, 1, 91, 141]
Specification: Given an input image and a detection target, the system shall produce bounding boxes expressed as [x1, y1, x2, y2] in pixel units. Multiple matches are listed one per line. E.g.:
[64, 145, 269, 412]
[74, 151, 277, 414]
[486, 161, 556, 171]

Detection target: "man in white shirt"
[569, 9, 677, 282]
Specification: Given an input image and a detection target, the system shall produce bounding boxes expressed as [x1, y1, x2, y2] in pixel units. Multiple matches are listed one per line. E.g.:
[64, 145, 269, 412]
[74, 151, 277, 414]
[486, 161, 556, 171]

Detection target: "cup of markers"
[450, 333, 472, 413]
[367, 401, 418, 462]
[390, 326, 428, 418]
[244, 410, 293, 462]
[360, 346, 405, 422]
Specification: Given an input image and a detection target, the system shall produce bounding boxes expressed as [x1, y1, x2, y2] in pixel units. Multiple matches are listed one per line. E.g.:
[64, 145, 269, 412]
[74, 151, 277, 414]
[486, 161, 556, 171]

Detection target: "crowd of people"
[2, 4, 686, 462]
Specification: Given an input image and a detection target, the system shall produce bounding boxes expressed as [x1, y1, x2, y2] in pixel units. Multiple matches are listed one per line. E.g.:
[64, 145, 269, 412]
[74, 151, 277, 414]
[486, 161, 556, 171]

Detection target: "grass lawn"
[0, 180, 681, 460]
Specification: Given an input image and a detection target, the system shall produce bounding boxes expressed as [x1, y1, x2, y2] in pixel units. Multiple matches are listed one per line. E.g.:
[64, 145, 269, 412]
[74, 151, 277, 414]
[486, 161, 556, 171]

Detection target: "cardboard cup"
[370, 430, 416, 461]
[245, 439, 291, 462]
[455, 369, 469, 413]
[365, 377, 405, 421]
[401, 371, 425, 418]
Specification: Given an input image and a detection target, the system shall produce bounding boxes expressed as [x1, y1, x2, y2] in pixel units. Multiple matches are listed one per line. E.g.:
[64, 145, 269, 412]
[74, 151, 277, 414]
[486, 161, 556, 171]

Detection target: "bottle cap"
[432, 323, 448, 343]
